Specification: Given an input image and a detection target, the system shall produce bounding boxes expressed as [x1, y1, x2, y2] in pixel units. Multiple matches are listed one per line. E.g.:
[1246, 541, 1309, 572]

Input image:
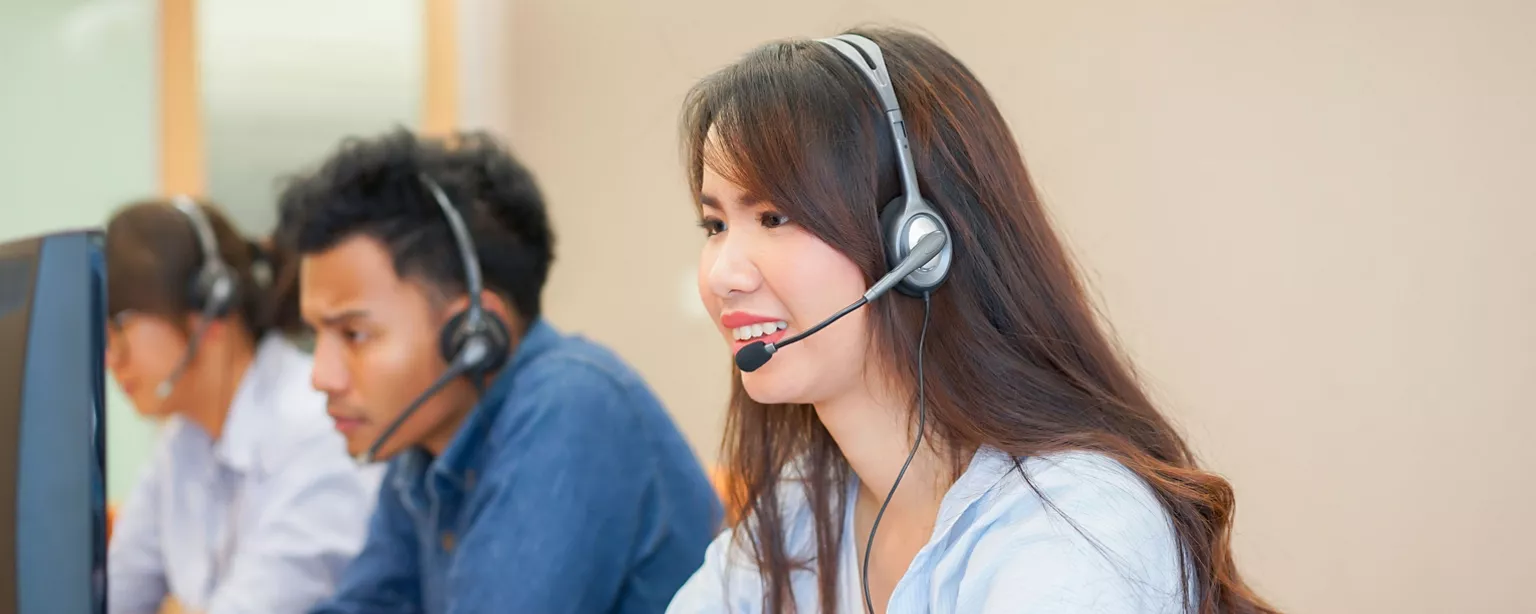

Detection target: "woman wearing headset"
[668, 28, 1278, 614]
[105, 197, 379, 614]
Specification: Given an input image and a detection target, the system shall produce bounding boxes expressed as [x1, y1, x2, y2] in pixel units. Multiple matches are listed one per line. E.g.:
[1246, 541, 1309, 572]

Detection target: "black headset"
[157, 196, 238, 398]
[417, 174, 512, 377]
[172, 195, 238, 320]
[355, 174, 513, 464]
[818, 33, 953, 296]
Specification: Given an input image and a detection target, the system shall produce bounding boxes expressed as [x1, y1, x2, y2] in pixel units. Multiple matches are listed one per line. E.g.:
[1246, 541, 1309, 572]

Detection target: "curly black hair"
[275, 127, 554, 321]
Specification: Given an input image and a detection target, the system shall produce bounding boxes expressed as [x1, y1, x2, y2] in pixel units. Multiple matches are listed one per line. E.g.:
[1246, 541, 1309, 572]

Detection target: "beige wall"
[470, 1, 1536, 612]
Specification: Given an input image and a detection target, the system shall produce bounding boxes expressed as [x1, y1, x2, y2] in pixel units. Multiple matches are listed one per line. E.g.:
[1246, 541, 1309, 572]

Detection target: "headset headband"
[817, 34, 923, 209]
[170, 195, 224, 276]
[418, 174, 488, 331]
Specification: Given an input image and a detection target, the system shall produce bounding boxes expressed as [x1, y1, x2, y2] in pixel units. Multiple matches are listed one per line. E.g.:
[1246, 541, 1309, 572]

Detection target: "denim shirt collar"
[390, 317, 559, 498]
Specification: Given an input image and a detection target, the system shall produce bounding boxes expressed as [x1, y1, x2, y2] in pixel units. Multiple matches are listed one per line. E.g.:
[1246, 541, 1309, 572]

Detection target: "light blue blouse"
[667, 447, 1192, 613]
[108, 335, 383, 613]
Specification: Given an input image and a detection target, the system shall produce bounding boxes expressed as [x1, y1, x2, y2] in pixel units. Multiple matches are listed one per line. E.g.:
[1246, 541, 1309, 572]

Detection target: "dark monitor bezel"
[0, 229, 108, 613]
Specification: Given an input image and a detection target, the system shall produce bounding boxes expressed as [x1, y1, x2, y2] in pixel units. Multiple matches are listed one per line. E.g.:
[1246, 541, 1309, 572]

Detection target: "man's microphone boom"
[354, 360, 471, 464]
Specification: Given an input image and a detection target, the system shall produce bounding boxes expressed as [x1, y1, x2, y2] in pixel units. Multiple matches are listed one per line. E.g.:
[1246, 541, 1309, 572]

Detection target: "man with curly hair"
[276, 128, 722, 614]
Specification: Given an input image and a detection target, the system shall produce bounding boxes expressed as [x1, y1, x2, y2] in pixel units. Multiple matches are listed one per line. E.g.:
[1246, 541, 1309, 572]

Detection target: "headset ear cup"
[438, 310, 513, 376]
[189, 265, 238, 319]
[473, 312, 512, 375]
[438, 311, 469, 366]
[880, 196, 909, 282]
[881, 197, 952, 297]
[212, 266, 238, 318]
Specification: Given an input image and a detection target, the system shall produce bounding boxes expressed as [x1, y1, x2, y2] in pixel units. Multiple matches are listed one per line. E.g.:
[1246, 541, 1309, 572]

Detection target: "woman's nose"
[705, 233, 764, 299]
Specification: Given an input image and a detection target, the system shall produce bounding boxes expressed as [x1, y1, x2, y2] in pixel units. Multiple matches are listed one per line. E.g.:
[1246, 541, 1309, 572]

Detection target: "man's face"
[299, 234, 477, 461]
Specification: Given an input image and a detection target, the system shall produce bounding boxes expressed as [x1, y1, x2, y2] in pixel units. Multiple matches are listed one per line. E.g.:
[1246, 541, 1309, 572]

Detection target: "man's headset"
[353, 173, 512, 464]
[156, 196, 238, 399]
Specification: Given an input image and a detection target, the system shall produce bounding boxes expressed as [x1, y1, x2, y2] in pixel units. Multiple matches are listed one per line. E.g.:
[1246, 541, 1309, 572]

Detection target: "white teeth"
[731, 320, 787, 341]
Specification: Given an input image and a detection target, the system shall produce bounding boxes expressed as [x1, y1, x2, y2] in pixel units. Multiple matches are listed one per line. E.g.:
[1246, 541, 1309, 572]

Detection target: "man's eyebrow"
[316, 309, 370, 327]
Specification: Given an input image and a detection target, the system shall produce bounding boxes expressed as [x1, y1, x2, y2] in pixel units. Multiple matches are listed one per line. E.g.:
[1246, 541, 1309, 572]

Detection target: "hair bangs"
[682, 40, 892, 258]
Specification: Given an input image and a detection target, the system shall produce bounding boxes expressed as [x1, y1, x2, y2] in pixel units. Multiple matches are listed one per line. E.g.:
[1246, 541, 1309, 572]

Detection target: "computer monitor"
[0, 229, 108, 614]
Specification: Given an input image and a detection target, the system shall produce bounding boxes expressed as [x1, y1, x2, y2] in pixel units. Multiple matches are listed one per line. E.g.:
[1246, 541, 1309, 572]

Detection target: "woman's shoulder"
[245, 335, 348, 470]
[995, 449, 1164, 511]
[248, 334, 325, 417]
[666, 498, 822, 613]
[666, 460, 836, 613]
[955, 448, 1190, 612]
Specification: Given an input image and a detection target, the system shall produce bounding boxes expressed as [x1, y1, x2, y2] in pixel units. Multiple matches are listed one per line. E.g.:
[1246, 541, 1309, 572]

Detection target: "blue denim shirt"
[311, 319, 723, 614]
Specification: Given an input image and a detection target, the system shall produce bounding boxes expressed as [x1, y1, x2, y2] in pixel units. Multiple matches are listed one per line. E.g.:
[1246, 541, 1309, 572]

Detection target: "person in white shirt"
[667, 27, 1280, 614]
[103, 196, 380, 614]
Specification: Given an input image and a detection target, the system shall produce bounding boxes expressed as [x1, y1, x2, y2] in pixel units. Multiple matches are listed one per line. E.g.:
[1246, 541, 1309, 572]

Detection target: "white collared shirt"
[667, 448, 1192, 613]
[108, 335, 383, 614]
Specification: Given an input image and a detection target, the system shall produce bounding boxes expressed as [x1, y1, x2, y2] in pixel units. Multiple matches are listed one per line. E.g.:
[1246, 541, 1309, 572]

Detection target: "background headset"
[818, 33, 949, 614]
[156, 196, 238, 399]
[354, 173, 512, 464]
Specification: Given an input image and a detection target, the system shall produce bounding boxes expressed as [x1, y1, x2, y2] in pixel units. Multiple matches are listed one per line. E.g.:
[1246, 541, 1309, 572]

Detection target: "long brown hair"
[681, 27, 1277, 614]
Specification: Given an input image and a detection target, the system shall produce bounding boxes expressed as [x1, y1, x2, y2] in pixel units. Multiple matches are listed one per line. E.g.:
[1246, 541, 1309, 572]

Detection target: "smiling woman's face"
[695, 160, 874, 407]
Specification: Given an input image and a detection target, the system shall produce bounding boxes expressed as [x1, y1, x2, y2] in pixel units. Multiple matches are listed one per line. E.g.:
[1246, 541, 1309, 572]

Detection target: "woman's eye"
[342, 329, 369, 345]
[760, 212, 790, 229]
[698, 217, 726, 236]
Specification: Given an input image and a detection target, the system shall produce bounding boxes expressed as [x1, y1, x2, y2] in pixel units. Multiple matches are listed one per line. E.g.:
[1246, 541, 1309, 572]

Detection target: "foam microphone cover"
[735, 341, 774, 372]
